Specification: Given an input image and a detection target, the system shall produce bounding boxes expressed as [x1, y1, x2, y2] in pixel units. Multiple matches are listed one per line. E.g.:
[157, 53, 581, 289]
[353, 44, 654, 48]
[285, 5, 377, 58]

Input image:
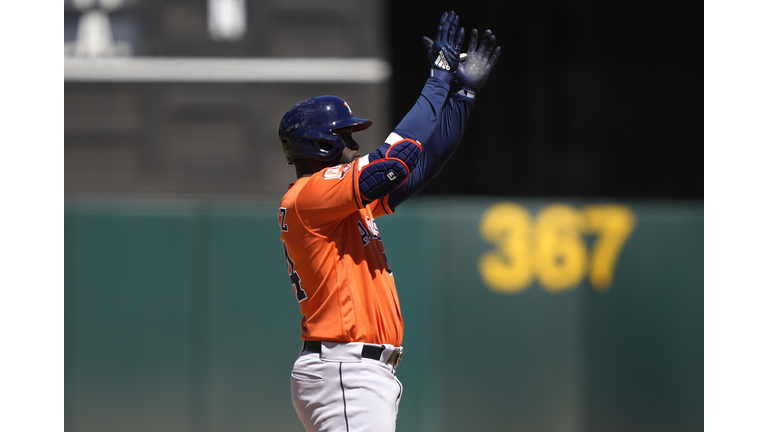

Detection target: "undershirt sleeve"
[387, 92, 475, 209]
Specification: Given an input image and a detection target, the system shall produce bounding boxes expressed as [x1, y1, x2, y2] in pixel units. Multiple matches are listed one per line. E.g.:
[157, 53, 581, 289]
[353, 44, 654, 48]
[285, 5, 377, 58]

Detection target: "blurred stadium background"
[64, 1, 703, 431]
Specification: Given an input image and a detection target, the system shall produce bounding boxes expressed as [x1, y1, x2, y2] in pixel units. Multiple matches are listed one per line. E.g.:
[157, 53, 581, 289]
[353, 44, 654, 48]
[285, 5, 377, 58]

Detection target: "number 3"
[478, 203, 535, 293]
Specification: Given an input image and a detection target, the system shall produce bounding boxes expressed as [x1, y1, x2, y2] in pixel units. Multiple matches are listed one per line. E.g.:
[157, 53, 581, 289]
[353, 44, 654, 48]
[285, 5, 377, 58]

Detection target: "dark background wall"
[388, 1, 702, 199]
[64, 0, 703, 201]
[64, 0, 392, 198]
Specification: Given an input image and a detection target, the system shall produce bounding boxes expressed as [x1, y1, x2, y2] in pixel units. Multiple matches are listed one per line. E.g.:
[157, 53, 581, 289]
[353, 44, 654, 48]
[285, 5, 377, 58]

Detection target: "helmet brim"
[327, 117, 373, 134]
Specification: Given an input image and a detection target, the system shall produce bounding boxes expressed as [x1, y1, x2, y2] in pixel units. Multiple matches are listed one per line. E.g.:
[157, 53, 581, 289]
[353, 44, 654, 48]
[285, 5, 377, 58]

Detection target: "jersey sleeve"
[369, 196, 395, 218]
[295, 159, 394, 231]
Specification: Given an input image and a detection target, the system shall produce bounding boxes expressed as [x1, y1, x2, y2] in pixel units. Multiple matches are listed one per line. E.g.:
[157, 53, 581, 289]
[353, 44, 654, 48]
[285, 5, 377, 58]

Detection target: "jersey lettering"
[283, 241, 306, 302]
[358, 221, 371, 246]
[366, 217, 381, 241]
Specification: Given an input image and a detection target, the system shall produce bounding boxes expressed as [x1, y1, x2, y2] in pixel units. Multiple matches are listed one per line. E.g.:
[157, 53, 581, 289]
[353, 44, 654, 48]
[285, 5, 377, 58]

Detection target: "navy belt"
[303, 340, 403, 367]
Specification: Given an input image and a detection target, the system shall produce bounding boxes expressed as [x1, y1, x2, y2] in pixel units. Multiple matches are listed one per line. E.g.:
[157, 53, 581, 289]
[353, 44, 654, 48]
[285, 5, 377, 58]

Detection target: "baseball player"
[277, 11, 500, 432]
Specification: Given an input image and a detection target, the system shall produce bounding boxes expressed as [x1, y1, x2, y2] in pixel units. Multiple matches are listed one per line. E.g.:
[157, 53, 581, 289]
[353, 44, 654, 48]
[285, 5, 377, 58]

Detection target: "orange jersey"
[278, 158, 403, 346]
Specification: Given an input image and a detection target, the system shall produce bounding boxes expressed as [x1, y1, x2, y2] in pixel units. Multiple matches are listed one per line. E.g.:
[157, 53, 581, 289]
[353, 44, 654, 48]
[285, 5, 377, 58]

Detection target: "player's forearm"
[392, 77, 451, 145]
[386, 93, 474, 209]
[421, 92, 474, 181]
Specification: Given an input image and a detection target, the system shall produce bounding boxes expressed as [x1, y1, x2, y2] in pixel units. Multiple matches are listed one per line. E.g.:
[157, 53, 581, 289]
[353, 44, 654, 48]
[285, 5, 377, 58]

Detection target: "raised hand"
[455, 29, 501, 92]
[422, 11, 465, 73]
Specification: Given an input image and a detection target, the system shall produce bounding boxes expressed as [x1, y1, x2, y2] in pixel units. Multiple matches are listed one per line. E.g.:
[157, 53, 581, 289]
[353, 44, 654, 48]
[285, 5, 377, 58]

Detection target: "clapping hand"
[422, 11, 465, 74]
[455, 29, 501, 92]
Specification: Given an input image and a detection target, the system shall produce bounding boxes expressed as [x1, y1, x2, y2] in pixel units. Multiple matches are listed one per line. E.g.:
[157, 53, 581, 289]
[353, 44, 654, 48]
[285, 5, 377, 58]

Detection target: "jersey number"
[383, 251, 392, 275]
[279, 207, 288, 232]
[283, 241, 306, 302]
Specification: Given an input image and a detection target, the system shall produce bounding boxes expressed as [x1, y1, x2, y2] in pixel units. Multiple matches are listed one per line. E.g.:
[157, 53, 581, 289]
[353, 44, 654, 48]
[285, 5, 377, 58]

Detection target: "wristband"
[430, 67, 453, 83]
[456, 87, 476, 99]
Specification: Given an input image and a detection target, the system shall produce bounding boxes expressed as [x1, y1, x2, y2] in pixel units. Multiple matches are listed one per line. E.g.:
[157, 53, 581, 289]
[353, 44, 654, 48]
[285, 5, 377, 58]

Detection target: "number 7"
[582, 205, 636, 292]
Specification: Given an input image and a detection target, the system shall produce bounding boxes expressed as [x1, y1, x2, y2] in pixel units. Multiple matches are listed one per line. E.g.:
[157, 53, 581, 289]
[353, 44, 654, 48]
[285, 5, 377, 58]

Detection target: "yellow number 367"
[478, 203, 635, 294]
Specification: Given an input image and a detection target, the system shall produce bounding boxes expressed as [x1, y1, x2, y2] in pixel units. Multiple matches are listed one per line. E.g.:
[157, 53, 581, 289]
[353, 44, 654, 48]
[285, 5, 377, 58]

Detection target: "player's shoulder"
[293, 163, 356, 196]
[280, 177, 312, 210]
[291, 161, 365, 215]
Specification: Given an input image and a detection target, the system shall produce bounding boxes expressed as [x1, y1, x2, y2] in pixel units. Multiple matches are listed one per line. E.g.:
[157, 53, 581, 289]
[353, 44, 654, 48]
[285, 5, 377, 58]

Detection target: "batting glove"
[422, 11, 465, 82]
[455, 29, 501, 94]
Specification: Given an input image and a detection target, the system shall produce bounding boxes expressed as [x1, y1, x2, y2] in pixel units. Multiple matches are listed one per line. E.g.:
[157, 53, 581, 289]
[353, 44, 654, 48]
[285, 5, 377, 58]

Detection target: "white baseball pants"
[291, 341, 404, 432]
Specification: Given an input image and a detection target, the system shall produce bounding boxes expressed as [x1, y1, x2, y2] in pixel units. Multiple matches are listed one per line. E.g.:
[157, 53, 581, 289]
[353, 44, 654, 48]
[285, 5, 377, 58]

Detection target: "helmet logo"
[343, 101, 353, 115]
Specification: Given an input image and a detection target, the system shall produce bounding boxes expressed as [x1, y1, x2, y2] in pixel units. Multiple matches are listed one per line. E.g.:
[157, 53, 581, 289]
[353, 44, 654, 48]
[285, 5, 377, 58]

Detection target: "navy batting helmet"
[278, 96, 372, 164]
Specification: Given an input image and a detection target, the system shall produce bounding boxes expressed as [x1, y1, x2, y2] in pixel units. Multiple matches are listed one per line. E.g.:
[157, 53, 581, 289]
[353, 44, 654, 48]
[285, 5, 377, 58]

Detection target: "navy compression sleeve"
[394, 77, 452, 144]
[387, 92, 475, 209]
[357, 77, 451, 205]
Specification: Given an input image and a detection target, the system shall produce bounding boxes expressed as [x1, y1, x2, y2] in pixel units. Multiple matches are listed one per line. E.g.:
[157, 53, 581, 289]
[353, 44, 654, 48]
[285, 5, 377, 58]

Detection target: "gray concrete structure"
[65, 0, 391, 198]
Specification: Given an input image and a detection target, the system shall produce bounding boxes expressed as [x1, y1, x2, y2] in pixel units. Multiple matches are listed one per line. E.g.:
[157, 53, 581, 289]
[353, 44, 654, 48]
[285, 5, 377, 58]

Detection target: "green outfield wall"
[65, 198, 703, 432]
